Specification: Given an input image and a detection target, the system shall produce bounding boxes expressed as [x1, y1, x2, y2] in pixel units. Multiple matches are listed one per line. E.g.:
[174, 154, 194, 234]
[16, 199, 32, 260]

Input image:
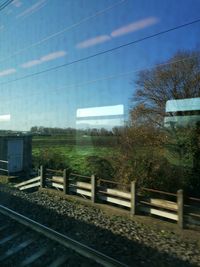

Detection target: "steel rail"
[0, 204, 128, 267]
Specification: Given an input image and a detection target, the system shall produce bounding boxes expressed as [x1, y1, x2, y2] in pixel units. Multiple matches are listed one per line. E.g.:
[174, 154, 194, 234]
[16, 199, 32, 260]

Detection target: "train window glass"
[0, 0, 200, 265]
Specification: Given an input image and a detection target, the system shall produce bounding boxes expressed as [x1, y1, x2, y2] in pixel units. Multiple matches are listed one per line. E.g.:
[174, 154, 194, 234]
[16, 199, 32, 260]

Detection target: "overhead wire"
[1, 17, 200, 86]
[0, 0, 13, 11]
[45, 54, 200, 92]
[2, 53, 199, 103]
[0, 0, 126, 64]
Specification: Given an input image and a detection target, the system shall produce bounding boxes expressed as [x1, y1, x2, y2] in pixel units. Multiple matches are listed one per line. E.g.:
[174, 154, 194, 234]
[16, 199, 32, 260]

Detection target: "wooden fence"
[16, 165, 200, 229]
[138, 188, 180, 226]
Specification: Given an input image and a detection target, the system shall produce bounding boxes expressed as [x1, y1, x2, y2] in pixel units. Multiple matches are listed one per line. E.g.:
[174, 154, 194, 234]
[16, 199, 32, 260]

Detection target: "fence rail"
[0, 160, 9, 174]
[15, 165, 200, 229]
[188, 196, 200, 203]
[141, 187, 177, 197]
[46, 168, 63, 174]
[70, 173, 91, 180]
[14, 176, 40, 190]
[99, 178, 129, 187]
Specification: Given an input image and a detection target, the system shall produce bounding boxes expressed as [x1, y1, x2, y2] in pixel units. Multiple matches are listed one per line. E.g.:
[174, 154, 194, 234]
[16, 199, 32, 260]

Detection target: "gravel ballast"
[0, 214, 98, 267]
[0, 184, 199, 267]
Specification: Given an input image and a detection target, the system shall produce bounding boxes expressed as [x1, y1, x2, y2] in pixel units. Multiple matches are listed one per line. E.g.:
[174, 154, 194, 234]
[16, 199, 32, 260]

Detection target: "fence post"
[40, 165, 45, 188]
[177, 189, 184, 229]
[63, 169, 69, 194]
[130, 181, 136, 215]
[91, 175, 97, 203]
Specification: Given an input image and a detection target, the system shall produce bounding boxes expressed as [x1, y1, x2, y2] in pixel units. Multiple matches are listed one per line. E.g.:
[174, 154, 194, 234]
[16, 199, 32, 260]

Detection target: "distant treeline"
[0, 130, 28, 136]
[30, 126, 124, 136]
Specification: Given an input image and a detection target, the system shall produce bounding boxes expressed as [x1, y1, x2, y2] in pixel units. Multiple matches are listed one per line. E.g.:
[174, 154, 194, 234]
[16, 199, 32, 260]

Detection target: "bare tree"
[131, 50, 200, 126]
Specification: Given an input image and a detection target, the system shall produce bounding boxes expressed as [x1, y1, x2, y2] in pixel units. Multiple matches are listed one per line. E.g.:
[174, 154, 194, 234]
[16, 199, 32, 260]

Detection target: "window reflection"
[165, 98, 200, 127]
[0, 114, 11, 122]
[76, 105, 124, 129]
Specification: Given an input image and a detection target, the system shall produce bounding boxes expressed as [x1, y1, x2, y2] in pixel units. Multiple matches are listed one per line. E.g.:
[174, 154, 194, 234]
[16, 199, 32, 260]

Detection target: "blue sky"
[0, 0, 200, 130]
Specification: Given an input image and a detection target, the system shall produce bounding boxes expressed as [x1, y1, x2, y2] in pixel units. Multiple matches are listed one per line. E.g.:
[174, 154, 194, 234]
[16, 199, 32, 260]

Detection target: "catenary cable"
[1, 53, 199, 103]
[1, 17, 200, 86]
[0, 0, 13, 11]
[0, 0, 126, 64]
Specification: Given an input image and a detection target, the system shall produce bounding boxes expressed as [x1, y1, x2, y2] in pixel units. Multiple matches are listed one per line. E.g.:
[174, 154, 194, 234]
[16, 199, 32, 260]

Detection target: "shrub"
[86, 156, 114, 179]
[33, 148, 70, 171]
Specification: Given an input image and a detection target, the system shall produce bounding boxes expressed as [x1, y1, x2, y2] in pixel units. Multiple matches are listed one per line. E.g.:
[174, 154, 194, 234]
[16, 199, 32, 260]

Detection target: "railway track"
[0, 204, 128, 267]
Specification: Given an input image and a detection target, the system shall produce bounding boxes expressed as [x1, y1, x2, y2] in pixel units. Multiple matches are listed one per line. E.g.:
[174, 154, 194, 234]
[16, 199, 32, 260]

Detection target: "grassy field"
[32, 133, 192, 180]
[32, 135, 119, 174]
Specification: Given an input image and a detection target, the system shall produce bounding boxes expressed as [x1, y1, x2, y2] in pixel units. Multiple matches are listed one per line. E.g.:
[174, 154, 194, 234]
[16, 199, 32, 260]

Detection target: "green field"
[32, 135, 119, 174]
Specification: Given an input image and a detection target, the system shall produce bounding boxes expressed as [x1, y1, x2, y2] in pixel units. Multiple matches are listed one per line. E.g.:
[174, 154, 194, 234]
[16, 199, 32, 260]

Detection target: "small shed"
[0, 135, 32, 174]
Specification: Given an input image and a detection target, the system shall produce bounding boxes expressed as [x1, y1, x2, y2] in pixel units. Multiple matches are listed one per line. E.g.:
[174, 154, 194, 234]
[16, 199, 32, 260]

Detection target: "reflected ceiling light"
[76, 105, 124, 118]
[0, 114, 11, 122]
[166, 98, 200, 112]
[76, 118, 123, 126]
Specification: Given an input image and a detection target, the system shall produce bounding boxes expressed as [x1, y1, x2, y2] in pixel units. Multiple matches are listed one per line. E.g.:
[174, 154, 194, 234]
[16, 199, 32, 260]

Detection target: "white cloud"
[111, 17, 158, 37]
[76, 35, 111, 49]
[21, 51, 67, 69]
[0, 68, 16, 77]
[16, 0, 46, 19]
